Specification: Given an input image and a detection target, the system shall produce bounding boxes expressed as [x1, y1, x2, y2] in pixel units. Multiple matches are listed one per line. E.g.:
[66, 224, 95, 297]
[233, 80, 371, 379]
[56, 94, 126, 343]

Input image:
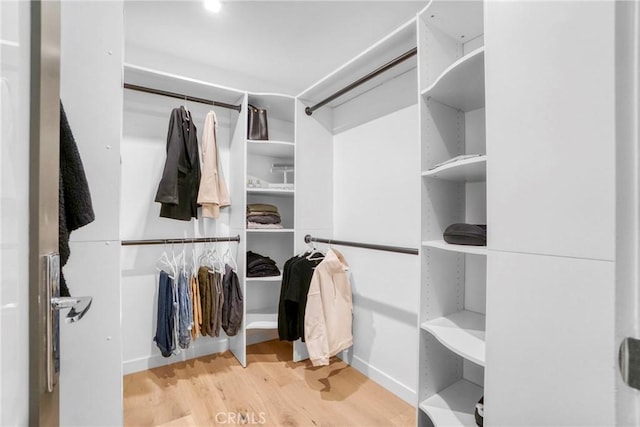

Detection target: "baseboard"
[346, 354, 417, 406]
[123, 338, 229, 375]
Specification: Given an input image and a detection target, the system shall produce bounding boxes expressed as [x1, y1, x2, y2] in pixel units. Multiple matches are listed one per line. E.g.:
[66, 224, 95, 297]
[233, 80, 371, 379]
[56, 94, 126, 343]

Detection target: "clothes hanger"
[223, 245, 238, 271]
[156, 240, 176, 279]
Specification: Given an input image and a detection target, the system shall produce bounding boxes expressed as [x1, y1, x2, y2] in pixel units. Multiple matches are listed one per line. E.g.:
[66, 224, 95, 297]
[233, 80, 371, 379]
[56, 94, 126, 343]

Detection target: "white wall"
[120, 87, 238, 374]
[333, 104, 420, 404]
[0, 1, 30, 424]
[59, 1, 124, 425]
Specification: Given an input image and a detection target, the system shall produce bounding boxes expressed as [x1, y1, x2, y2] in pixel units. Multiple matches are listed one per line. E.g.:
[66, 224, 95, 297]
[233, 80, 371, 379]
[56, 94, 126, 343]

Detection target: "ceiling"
[124, 1, 427, 95]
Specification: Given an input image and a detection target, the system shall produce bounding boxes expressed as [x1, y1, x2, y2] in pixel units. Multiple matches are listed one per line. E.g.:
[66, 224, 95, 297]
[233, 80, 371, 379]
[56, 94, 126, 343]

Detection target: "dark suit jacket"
[155, 106, 201, 221]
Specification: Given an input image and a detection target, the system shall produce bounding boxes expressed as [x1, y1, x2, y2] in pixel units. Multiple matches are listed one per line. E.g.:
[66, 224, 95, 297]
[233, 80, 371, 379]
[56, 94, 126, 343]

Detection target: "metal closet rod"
[123, 83, 242, 112]
[304, 234, 418, 255]
[121, 235, 241, 246]
[304, 47, 417, 116]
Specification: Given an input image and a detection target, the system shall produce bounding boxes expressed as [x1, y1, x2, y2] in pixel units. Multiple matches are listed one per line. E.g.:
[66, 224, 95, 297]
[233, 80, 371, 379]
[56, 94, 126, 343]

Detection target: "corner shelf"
[422, 155, 486, 182]
[421, 310, 486, 367]
[245, 309, 278, 330]
[422, 240, 487, 256]
[246, 188, 294, 196]
[246, 228, 294, 233]
[421, 47, 485, 112]
[419, 379, 484, 427]
[247, 140, 295, 158]
[246, 275, 283, 283]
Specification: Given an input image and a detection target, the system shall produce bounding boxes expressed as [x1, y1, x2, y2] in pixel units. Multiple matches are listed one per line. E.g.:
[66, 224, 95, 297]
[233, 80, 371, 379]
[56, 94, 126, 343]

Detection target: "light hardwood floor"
[124, 340, 415, 427]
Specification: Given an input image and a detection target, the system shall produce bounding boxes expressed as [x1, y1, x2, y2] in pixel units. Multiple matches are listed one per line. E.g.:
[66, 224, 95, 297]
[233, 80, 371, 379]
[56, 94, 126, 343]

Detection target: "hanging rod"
[123, 83, 242, 112]
[304, 234, 418, 255]
[304, 47, 417, 116]
[121, 235, 241, 246]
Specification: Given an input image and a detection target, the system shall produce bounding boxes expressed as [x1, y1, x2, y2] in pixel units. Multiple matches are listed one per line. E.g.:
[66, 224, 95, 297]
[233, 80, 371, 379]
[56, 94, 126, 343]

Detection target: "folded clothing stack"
[247, 203, 283, 229]
[246, 251, 281, 277]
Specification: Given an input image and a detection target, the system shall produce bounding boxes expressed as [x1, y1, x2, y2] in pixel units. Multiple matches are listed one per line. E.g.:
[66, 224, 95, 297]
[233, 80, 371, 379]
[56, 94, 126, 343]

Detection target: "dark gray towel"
[59, 101, 95, 297]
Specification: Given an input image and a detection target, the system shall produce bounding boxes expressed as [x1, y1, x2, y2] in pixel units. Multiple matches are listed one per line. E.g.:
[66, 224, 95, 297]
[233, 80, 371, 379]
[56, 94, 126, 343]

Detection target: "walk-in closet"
[2, 0, 639, 426]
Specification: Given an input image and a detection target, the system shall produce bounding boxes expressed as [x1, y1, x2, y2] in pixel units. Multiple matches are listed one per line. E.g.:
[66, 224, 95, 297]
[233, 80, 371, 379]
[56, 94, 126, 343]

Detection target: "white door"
[1, 2, 93, 424]
[1, 0, 33, 423]
[616, 0, 640, 425]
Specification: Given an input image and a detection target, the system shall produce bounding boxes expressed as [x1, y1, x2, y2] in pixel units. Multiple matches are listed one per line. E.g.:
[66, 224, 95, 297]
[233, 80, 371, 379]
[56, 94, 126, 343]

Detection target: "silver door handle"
[51, 296, 92, 323]
[620, 337, 640, 390]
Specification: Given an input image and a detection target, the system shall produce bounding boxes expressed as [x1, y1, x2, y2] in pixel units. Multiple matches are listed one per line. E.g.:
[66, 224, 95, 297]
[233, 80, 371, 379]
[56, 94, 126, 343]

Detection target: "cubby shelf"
[246, 228, 294, 233]
[247, 140, 295, 158]
[422, 155, 486, 182]
[245, 310, 278, 330]
[421, 310, 486, 367]
[421, 47, 485, 112]
[246, 275, 283, 282]
[246, 188, 295, 196]
[422, 240, 487, 256]
[419, 380, 484, 427]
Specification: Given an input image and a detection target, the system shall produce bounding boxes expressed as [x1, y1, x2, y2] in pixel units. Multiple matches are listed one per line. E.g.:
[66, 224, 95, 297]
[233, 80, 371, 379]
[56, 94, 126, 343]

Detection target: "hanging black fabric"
[278, 252, 324, 341]
[155, 106, 201, 221]
[221, 264, 243, 336]
[59, 101, 95, 297]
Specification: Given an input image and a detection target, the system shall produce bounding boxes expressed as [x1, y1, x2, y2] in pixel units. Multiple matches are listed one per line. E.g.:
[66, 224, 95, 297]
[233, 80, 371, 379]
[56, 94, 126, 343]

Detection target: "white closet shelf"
[421, 47, 485, 112]
[422, 155, 486, 182]
[246, 188, 295, 196]
[247, 140, 295, 159]
[422, 0, 484, 43]
[245, 310, 278, 330]
[248, 93, 295, 123]
[419, 379, 484, 427]
[246, 275, 283, 282]
[421, 310, 486, 366]
[246, 228, 294, 233]
[422, 240, 487, 256]
[123, 63, 244, 106]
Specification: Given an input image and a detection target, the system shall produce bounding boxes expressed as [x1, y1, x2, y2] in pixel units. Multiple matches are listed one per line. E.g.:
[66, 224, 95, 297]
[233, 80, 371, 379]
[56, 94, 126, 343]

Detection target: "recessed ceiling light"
[204, 0, 222, 13]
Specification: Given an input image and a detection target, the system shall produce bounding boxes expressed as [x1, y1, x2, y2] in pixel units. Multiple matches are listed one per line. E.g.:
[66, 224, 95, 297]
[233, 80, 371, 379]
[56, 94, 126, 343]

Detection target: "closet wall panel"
[485, 251, 615, 425]
[485, 0, 615, 261]
[59, 1, 124, 425]
[332, 104, 419, 403]
[121, 90, 237, 372]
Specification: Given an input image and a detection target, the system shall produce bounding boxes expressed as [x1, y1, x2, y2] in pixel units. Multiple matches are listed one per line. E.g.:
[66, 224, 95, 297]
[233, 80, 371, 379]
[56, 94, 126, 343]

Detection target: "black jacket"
[59, 102, 95, 296]
[155, 107, 201, 221]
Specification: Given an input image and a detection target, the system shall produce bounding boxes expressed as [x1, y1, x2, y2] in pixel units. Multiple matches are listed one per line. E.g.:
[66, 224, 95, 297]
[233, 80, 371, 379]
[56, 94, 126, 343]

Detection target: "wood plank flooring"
[124, 340, 415, 427]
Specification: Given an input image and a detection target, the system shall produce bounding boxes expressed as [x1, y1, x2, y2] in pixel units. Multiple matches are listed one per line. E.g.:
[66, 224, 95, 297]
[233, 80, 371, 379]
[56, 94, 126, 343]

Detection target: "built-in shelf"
[419, 379, 484, 427]
[246, 228, 294, 233]
[246, 275, 283, 282]
[422, 155, 486, 182]
[421, 310, 486, 366]
[245, 310, 278, 330]
[246, 188, 294, 196]
[422, 240, 487, 256]
[247, 140, 295, 158]
[123, 63, 244, 106]
[421, 47, 485, 112]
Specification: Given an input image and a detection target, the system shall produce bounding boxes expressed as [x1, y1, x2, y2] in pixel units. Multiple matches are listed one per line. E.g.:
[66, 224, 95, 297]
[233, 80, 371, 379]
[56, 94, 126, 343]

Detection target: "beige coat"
[304, 249, 353, 366]
[197, 110, 230, 218]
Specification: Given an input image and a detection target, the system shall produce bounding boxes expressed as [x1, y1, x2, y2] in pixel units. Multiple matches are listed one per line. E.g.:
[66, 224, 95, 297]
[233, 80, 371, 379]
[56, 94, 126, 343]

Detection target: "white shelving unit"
[246, 275, 283, 282]
[241, 92, 296, 365]
[418, 2, 487, 426]
[421, 310, 486, 367]
[421, 155, 486, 182]
[421, 47, 485, 112]
[422, 240, 487, 256]
[419, 380, 484, 427]
[247, 229, 295, 233]
[246, 188, 295, 196]
[245, 310, 279, 330]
